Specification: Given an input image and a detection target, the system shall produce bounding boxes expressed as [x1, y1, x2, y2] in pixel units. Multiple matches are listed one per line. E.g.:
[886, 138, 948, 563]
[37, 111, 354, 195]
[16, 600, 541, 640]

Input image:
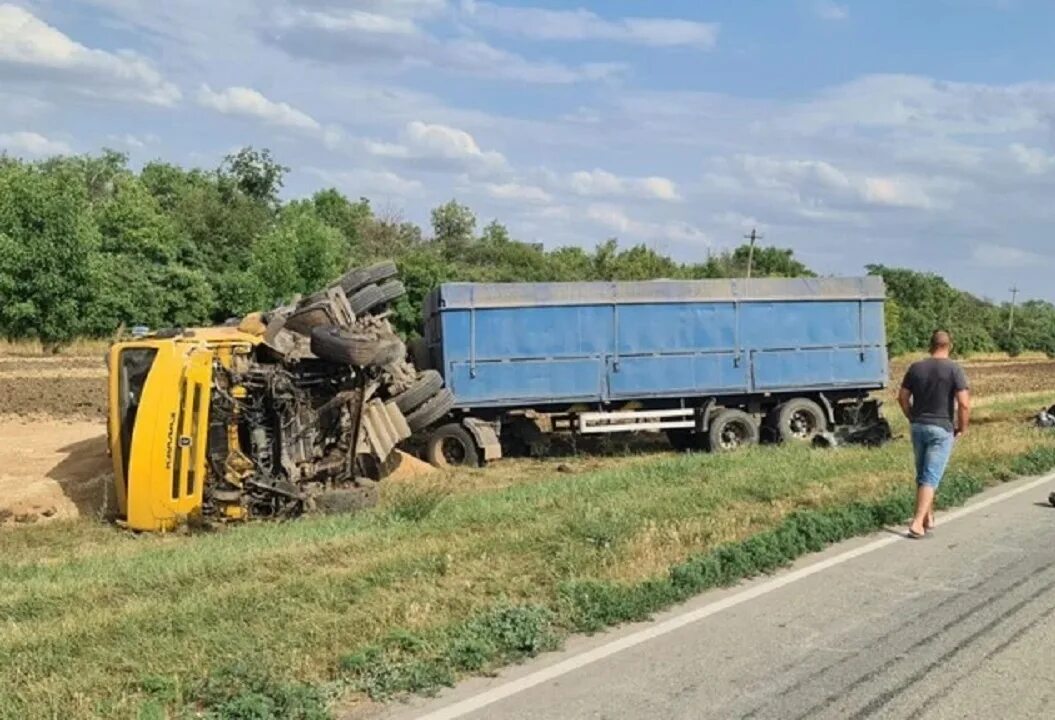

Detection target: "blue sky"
[2, 0, 1054, 302]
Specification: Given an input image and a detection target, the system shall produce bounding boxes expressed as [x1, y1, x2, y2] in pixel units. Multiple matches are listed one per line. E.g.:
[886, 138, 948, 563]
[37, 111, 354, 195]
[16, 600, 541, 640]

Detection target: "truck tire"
[310, 326, 405, 367]
[773, 398, 827, 443]
[406, 388, 455, 432]
[338, 261, 398, 295]
[392, 369, 443, 414]
[707, 409, 759, 452]
[348, 281, 405, 315]
[426, 423, 480, 468]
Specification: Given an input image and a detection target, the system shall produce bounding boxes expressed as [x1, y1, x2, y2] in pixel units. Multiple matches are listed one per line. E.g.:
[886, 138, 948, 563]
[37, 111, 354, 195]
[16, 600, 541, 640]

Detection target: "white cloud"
[640, 176, 681, 201]
[1010, 143, 1055, 174]
[406, 121, 494, 161]
[342, 0, 448, 19]
[774, 74, 1052, 137]
[586, 203, 708, 245]
[971, 243, 1043, 268]
[462, 2, 719, 48]
[440, 38, 625, 84]
[306, 167, 424, 198]
[0, 4, 180, 106]
[357, 170, 425, 197]
[485, 182, 552, 203]
[267, 4, 624, 84]
[0, 91, 51, 121]
[274, 7, 421, 37]
[364, 140, 411, 159]
[570, 169, 625, 196]
[862, 177, 934, 209]
[106, 133, 158, 149]
[367, 121, 507, 173]
[815, 2, 849, 20]
[734, 155, 939, 210]
[567, 169, 682, 201]
[197, 85, 320, 131]
[0, 131, 71, 157]
[587, 202, 634, 233]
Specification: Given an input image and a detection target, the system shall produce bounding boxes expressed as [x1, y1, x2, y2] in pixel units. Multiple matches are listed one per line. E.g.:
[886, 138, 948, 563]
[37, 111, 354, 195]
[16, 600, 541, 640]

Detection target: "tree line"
[0, 148, 1050, 357]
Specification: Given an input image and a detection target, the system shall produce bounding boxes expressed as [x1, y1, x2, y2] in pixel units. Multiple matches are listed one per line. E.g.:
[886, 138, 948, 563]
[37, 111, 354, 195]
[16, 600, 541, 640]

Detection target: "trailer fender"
[697, 398, 718, 431]
[817, 393, 837, 425]
[463, 417, 503, 462]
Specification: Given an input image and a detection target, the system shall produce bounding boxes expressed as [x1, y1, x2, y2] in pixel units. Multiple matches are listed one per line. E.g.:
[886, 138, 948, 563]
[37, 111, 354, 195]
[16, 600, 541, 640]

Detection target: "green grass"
[2, 396, 1054, 719]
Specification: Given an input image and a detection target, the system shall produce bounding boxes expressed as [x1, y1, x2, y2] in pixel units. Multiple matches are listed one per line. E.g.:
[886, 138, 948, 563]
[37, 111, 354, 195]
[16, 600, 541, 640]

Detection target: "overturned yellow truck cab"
[104, 272, 434, 532]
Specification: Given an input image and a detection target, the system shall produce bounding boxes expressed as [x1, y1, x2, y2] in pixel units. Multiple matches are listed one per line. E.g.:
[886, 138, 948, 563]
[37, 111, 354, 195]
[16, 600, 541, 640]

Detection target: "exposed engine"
[200, 355, 391, 521]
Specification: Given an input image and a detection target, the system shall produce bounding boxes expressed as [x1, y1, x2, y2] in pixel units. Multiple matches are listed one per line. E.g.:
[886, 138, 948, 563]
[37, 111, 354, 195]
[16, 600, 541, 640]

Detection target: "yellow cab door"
[121, 343, 214, 531]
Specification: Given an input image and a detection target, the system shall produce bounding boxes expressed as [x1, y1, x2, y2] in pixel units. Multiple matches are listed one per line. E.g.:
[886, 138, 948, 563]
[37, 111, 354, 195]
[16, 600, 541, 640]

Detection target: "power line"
[744, 228, 763, 279]
[746, 226, 763, 276]
[1008, 286, 1020, 334]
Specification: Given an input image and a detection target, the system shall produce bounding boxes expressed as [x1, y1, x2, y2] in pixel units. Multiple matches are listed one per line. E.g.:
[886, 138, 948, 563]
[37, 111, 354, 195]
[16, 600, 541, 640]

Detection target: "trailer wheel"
[348, 281, 405, 315]
[426, 423, 480, 468]
[774, 399, 827, 443]
[310, 326, 405, 367]
[707, 409, 759, 452]
[391, 370, 444, 414]
[406, 388, 455, 432]
[338, 261, 398, 295]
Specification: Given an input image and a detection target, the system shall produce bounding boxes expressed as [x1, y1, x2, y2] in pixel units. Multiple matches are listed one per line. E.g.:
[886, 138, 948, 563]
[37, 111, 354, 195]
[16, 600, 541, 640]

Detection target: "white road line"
[411, 471, 1055, 720]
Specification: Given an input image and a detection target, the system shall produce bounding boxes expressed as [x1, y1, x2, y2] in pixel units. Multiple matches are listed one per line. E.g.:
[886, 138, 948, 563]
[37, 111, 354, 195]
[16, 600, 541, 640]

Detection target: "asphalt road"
[377, 472, 1055, 720]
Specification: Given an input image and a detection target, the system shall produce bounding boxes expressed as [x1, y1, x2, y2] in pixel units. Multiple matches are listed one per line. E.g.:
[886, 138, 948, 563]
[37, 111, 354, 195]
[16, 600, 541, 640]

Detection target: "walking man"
[898, 330, 971, 538]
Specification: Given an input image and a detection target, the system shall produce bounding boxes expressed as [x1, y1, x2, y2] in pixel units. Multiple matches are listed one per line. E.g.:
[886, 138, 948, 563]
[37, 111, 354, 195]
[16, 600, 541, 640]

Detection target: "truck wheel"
[707, 409, 759, 452]
[348, 281, 405, 315]
[774, 399, 827, 443]
[338, 261, 398, 295]
[426, 423, 480, 468]
[310, 326, 405, 367]
[392, 370, 443, 414]
[406, 388, 455, 432]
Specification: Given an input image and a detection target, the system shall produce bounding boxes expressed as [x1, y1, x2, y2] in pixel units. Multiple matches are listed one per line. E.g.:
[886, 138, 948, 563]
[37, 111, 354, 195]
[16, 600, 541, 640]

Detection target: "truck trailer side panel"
[423, 277, 888, 409]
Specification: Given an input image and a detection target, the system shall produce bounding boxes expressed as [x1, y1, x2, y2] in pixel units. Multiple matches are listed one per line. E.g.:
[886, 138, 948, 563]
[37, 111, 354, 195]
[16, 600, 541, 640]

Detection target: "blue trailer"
[415, 276, 891, 466]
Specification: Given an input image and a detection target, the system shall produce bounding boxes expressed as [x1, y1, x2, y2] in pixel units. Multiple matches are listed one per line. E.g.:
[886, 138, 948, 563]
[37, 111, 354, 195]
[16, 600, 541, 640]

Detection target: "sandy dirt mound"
[387, 451, 438, 482]
[0, 418, 111, 526]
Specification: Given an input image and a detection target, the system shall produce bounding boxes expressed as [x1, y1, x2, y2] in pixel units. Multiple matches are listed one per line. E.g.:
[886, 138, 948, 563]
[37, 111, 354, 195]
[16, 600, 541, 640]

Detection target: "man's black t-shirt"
[901, 357, 970, 431]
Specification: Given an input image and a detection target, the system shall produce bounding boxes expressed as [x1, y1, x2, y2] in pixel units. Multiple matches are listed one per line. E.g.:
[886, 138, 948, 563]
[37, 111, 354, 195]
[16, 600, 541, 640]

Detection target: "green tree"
[312, 189, 372, 258]
[250, 203, 345, 306]
[732, 245, 814, 277]
[219, 147, 289, 206]
[0, 159, 97, 349]
[431, 200, 476, 254]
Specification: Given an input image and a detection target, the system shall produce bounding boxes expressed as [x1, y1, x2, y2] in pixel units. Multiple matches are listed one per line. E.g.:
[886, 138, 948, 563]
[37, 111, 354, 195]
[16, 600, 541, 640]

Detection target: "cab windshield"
[117, 348, 158, 490]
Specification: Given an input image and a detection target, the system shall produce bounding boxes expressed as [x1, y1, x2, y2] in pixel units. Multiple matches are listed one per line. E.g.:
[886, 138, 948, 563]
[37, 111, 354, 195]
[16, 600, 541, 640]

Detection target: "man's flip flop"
[907, 529, 926, 539]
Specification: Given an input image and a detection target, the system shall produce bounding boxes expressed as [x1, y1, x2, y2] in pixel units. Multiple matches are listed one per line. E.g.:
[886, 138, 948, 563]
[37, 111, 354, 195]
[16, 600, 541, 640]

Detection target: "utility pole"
[1008, 286, 1020, 333]
[744, 228, 763, 279]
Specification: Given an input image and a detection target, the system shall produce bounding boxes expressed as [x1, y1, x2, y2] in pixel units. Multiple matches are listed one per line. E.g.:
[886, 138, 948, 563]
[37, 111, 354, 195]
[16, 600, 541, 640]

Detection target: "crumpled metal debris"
[812, 418, 895, 449]
[1034, 406, 1055, 428]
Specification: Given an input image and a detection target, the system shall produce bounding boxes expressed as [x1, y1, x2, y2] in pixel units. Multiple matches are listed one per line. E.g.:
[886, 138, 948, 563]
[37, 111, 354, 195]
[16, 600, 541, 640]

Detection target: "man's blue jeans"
[911, 423, 954, 489]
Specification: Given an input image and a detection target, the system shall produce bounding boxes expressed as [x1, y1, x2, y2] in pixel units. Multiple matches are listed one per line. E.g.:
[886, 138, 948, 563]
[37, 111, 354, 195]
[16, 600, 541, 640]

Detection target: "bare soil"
[0, 376, 107, 419]
[0, 418, 111, 526]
